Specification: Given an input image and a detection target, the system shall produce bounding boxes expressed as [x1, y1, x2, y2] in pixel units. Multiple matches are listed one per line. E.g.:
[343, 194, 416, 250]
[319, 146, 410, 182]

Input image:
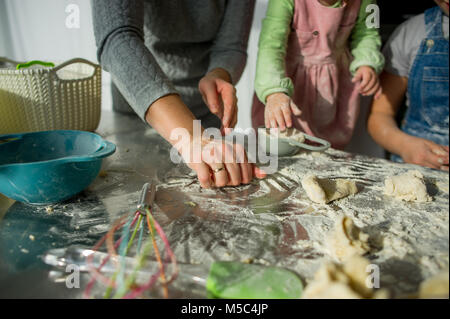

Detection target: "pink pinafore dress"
[252, 0, 362, 149]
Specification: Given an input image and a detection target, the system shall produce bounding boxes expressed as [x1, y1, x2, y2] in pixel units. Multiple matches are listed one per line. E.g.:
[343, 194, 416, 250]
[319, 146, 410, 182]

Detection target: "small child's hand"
[352, 66, 382, 99]
[265, 93, 301, 130]
[400, 135, 449, 171]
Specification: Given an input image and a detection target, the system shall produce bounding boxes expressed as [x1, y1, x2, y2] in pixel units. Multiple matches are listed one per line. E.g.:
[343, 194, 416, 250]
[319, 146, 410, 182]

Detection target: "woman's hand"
[146, 94, 266, 189]
[199, 68, 238, 132]
[264, 92, 301, 130]
[178, 137, 266, 188]
[399, 135, 449, 171]
[353, 66, 382, 99]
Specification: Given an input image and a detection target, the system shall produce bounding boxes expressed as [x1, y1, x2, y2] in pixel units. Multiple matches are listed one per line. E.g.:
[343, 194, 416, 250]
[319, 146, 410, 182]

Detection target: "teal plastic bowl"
[0, 130, 116, 205]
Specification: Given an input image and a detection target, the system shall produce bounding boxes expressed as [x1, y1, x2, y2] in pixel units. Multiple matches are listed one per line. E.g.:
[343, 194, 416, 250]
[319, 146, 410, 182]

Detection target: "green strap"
[16, 60, 55, 70]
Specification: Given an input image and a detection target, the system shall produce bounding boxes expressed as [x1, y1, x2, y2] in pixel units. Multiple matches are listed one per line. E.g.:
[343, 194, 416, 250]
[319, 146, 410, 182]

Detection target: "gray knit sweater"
[92, 0, 255, 128]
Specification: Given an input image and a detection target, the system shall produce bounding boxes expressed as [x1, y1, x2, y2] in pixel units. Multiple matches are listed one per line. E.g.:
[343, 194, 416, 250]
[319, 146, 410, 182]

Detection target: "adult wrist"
[207, 68, 232, 83]
[145, 94, 200, 148]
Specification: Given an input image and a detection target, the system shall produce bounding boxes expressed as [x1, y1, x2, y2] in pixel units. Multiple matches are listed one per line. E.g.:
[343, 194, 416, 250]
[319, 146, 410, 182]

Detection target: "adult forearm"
[92, 0, 178, 122]
[145, 94, 199, 147]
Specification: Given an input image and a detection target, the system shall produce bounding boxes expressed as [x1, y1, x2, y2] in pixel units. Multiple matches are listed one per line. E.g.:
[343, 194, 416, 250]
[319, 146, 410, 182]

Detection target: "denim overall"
[392, 7, 449, 162]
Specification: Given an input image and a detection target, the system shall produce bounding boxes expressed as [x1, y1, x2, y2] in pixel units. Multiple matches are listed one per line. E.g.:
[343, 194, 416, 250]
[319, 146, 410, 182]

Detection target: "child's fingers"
[362, 81, 379, 96]
[424, 154, 444, 170]
[274, 109, 286, 131]
[281, 105, 293, 128]
[359, 73, 375, 93]
[374, 86, 383, 100]
[290, 100, 302, 116]
[362, 77, 378, 95]
[269, 113, 277, 128]
[432, 147, 450, 164]
[424, 147, 447, 169]
[352, 71, 363, 83]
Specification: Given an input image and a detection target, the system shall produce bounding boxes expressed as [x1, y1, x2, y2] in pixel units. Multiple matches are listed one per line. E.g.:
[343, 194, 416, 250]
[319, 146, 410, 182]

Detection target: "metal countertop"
[0, 111, 448, 298]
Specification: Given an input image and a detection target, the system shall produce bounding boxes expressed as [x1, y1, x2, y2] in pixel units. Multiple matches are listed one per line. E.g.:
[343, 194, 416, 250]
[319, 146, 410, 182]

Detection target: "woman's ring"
[213, 167, 225, 173]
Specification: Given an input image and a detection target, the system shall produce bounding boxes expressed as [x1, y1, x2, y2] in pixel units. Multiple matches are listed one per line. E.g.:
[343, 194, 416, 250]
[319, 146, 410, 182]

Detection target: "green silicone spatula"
[43, 246, 303, 299]
[206, 261, 303, 299]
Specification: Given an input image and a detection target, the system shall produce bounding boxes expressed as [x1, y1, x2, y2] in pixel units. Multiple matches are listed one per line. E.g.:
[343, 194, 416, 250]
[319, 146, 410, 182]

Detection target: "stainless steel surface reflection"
[0, 111, 448, 298]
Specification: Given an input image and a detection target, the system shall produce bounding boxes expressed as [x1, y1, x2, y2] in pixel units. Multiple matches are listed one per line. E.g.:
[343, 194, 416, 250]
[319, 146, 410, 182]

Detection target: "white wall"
[2, 0, 96, 62]
[0, 0, 383, 158]
[0, 1, 14, 58]
[235, 0, 268, 130]
[1, 0, 112, 110]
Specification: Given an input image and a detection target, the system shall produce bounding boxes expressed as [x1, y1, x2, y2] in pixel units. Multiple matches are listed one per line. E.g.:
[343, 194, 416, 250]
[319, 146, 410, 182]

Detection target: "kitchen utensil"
[259, 127, 331, 156]
[82, 181, 179, 299]
[43, 246, 303, 299]
[0, 130, 115, 205]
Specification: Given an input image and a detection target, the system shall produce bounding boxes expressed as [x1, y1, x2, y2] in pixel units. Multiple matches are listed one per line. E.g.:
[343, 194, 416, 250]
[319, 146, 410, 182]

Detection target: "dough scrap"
[384, 170, 431, 202]
[302, 255, 389, 299]
[263, 127, 305, 143]
[301, 175, 358, 204]
[419, 271, 449, 299]
[327, 216, 370, 262]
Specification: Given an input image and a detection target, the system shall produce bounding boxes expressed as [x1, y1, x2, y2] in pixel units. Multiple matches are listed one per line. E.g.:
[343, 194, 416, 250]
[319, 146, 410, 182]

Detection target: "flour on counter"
[145, 145, 449, 297]
[275, 149, 448, 296]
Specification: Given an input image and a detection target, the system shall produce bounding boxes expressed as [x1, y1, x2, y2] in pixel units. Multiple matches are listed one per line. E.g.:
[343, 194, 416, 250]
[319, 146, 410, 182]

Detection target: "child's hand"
[400, 135, 449, 171]
[265, 93, 301, 130]
[352, 66, 382, 99]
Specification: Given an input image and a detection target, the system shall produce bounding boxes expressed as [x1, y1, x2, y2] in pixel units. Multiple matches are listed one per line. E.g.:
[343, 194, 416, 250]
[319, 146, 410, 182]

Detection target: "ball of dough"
[384, 170, 431, 202]
[327, 216, 370, 262]
[301, 175, 358, 204]
[302, 256, 389, 299]
[419, 271, 449, 299]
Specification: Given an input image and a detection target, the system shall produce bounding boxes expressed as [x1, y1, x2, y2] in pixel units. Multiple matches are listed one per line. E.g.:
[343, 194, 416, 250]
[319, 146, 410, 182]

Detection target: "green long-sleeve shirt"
[255, 0, 385, 104]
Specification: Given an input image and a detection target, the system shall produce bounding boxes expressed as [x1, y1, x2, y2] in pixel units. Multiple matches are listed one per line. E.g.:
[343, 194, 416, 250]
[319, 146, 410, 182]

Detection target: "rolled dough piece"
[301, 175, 358, 204]
[419, 271, 449, 299]
[384, 170, 431, 202]
[302, 255, 388, 299]
[327, 216, 370, 262]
